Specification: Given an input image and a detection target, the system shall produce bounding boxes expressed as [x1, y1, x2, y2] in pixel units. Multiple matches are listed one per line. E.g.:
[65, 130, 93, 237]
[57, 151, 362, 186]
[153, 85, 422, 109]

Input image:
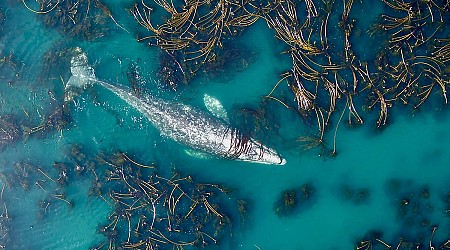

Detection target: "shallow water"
[0, 0, 449, 249]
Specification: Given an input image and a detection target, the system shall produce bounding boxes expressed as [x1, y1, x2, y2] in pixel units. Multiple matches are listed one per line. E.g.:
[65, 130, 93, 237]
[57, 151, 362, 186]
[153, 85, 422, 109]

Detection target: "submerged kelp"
[38, 46, 80, 87]
[0, 144, 244, 249]
[63, 147, 242, 249]
[0, 159, 76, 244]
[0, 115, 20, 151]
[0, 47, 76, 150]
[274, 183, 316, 217]
[0, 7, 5, 28]
[0, 186, 12, 249]
[263, 0, 450, 154]
[0, 100, 72, 150]
[356, 226, 449, 250]
[230, 100, 281, 143]
[21, 0, 120, 40]
[21, 105, 72, 140]
[131, 0, 259, 89]
[0, 52, 19, 85]
[386, 179, 438, 234]
[339, 184, 370, 205]
[156, 50, 189, 91]
[0, 162, 38, 191]
[0, 160, 77, 196]
[91, 156, 237, 249]
[201, 43, 256, 81]
[155, 42, 255, 89]
[352, 179, 450, 249]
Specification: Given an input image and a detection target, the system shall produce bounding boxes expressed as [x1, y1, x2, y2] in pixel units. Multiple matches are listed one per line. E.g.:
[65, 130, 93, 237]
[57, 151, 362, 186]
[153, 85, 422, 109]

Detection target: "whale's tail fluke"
[64, 48, 96, 102]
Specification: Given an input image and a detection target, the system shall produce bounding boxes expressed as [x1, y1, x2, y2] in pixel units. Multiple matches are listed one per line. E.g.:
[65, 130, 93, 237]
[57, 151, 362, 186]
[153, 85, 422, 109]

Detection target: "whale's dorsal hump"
[203, 94, 229, 123]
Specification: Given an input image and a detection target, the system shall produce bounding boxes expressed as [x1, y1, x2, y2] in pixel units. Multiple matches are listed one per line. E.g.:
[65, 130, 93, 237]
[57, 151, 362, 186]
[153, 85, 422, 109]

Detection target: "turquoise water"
[0, 0, 449, 249]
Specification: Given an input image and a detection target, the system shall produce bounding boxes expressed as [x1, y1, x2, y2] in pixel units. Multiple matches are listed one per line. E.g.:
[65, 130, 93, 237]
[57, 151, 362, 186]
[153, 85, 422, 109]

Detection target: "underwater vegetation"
[353, 179, 450, 249]
[230, 99, 281, 143]
[264, 0, 450, 156]
[0, 51, 19, 85]
[386, 179, 438, 235]
[155, 37, 255, 89]
[131, 0, 257, 88]
[356, 226, 449, 250]
[90, 154, 239, 249]
[339, 184, 370, 205]
[0, 159, 79, 248]
[21, 105, 72, 140]
[21, 0, 124, 40]
[0, 160, 76, 205]
[0, 144, 245, 249]
[0, 115, 20, 151]
[61, 146, 244, 249]
[201, 42, 256, 82]
[156, 50, 189, 91]
[273, 183, 316, 217]
[38, 46, 79, 87]
[0, 7, 5, 29]
[0, 185, 12, 249]
[0, 98, 72, 153]
[0, 46, 78, 152]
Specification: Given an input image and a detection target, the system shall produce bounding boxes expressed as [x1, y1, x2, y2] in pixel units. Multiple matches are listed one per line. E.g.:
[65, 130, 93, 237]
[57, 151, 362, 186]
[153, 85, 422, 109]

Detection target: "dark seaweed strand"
[225, 127, 260, 160]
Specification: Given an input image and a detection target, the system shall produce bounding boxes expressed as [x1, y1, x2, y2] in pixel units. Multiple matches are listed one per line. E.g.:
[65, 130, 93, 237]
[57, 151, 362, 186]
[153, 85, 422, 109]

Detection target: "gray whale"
[66, 49, 286, 165]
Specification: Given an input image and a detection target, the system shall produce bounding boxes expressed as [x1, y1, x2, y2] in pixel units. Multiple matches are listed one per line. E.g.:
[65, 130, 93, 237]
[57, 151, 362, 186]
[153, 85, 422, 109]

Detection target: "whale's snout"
[232, 138, 286, 165]
[259, 149, 286, 165]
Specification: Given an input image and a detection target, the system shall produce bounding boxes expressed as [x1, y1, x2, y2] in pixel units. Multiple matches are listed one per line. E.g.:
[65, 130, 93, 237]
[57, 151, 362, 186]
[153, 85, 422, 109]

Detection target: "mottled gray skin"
[67, 50, 286, 165]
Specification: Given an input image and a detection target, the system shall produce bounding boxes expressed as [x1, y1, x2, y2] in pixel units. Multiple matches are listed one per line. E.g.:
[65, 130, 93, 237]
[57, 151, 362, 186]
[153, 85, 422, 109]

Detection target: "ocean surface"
[0, 0, 449, 249]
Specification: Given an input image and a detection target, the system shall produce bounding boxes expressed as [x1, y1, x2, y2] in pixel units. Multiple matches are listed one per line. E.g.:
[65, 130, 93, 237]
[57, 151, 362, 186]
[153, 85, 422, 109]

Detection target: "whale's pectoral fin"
[203, 94, 229, 122]
[64, 48, 97, 102]
[184, 149, 211, 160]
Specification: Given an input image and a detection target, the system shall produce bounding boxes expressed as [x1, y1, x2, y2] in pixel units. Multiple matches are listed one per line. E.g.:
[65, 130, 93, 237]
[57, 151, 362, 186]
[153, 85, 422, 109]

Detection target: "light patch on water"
[203, 93, 229, 122]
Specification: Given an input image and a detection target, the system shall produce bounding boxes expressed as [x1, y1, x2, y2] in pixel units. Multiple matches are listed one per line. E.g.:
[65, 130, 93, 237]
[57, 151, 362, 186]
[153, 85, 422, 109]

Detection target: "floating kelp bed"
[68, 146, 243, 249]
[0, 145, 245, 249]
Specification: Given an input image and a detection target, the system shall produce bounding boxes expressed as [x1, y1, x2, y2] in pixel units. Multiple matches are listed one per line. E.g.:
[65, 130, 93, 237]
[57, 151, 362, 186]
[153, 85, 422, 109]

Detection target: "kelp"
[22, 0, 119, 40]
[67, 149, 245, 249]
[132, 0, 262, 89]
[356, 226, 449, 250]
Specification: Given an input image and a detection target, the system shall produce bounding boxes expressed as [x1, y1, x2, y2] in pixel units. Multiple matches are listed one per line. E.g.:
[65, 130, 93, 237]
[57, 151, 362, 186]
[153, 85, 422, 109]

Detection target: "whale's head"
[238, 139, 286, 165]
[223, 133, 286, 165]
